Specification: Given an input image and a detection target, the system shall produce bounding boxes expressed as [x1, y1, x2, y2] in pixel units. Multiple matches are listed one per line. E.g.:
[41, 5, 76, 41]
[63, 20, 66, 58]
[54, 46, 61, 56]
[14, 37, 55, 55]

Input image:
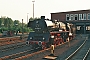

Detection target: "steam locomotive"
[26, 16, 73, 49]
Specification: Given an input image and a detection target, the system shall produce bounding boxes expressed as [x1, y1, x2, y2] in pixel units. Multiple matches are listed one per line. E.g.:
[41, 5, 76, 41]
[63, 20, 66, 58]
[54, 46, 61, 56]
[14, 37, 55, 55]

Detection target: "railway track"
[65, 36, 90, 60]
[0, 35, 28, 53]
[0, 36, 25, 46]
[0, 42, 26, 52]
[0, 47, 41, 60]
[0, 42, 33, 58]
[83, 48, 90, 60]
[0, 34, 89, 60]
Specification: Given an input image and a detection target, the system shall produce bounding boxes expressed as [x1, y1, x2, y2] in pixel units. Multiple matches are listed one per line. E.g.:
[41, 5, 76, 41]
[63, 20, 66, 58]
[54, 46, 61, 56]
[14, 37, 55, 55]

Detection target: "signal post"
[43, 45, 57, 60]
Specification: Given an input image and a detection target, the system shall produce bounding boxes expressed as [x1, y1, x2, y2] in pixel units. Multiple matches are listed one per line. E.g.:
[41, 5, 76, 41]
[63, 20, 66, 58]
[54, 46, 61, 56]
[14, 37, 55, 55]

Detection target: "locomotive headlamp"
[43, 37, 45, 40]
[51, 35, 54, 38]
[30, 37, 32, 40]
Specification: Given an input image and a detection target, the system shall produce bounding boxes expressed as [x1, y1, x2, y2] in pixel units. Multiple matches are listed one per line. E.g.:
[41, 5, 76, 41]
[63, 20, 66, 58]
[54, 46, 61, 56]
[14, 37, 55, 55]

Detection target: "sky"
[0, 0, 90, 23]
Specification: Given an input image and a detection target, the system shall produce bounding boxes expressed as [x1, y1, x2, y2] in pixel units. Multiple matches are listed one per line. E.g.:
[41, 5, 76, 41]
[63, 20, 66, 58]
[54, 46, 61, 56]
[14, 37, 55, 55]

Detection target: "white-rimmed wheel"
[26, 41, 29, 45]
[26, 41, 30, 46]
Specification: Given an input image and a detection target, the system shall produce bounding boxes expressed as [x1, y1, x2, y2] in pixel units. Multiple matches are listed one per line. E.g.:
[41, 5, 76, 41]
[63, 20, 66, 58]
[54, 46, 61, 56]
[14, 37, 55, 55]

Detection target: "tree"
[0, 16, 41, 33]
[0, 18, 2, 27]
[29, 17, 40, 21]
[0, 17, 5, 27]
[3, 17, 13, 30]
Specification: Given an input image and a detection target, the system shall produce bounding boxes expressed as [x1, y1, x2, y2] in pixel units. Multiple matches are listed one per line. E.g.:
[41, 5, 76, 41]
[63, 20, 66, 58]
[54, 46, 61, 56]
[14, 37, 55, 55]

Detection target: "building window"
[66, 14, 69, 21]
[88, 26, 90, 30]
[79, 14, 82, 20]
[86, 26, 90, 30]
[83, 14, 86, 20]
[77, 26, 80, 30]
[87, 13, 90, 20]
[70, 14, 73, 20]
[75, 14, 78, 20]
[86, 26, 88, 30]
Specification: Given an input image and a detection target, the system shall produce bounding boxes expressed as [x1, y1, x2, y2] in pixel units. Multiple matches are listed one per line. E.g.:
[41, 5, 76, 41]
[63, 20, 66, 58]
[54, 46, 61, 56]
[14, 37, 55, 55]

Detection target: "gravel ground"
[23, 34, 88, 60]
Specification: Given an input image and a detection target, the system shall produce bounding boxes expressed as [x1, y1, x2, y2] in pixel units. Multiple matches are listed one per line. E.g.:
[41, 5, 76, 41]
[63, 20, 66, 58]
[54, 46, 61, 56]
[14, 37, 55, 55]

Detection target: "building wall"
[51, 9, 90, 34]
[51, 13, 66, 21]
[51, 9, 90, 21]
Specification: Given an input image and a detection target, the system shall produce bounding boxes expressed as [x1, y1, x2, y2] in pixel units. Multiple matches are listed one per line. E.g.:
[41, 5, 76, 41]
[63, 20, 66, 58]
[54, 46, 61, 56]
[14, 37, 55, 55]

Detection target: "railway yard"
[0, 34, 89, 60]
[1, 1, 90, 60]
[0, 36, 25, 46]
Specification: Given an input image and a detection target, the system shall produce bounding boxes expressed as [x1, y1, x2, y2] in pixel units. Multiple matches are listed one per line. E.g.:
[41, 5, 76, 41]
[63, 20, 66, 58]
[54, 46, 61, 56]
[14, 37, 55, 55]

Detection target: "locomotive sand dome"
[27, 16, 72, 49]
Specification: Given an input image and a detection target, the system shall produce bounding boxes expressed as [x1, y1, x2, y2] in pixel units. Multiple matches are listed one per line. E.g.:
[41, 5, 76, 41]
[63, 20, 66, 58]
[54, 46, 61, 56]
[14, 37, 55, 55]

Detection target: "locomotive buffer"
[43, 45, 57, 60]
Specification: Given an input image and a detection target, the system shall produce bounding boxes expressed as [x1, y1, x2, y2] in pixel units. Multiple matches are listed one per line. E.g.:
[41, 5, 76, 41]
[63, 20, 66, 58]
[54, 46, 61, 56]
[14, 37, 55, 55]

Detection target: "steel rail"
[0, 47, 41, 60]
[65, 37, 88, 60]
[0, 42, 26, 52]
[83, 48, 90, 60]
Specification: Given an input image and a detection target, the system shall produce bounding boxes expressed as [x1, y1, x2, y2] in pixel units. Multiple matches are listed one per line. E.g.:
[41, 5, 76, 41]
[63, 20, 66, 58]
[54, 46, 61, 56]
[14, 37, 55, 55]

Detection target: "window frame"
[70, 14, 73, 20]
[79, 14, 82, 20]
[83, 13, 86, 20]
[66, 14, 69, 21]
[87, 13, 90, 20]
[77, 26, 80, 30]
[74, 14, 78, 20]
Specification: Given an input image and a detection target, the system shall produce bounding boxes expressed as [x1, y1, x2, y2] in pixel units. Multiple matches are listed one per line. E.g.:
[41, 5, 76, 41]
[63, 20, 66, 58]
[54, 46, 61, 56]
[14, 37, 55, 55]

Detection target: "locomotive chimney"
[41, 16, 45, 19]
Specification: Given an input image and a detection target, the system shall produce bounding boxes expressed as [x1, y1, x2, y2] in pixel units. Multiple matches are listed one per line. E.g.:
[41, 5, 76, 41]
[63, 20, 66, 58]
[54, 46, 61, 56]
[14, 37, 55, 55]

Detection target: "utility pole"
[27, 13, 29, 24]
[27, 13, 29, 34]
[32, 0, 35, 18]
[22, 19, 23, 35]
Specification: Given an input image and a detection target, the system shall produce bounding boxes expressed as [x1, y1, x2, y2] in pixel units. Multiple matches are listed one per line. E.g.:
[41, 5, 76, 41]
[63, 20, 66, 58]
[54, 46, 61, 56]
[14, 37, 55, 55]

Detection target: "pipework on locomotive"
[26, 16, 73, 49]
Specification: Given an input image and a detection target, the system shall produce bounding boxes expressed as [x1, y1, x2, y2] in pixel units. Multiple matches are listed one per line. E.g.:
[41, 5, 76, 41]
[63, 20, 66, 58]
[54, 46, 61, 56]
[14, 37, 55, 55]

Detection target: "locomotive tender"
[27, 16, 72, 49]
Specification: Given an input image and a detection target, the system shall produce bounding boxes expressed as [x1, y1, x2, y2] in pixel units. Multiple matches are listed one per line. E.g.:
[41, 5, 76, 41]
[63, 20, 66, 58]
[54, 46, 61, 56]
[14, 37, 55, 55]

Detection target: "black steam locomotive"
[27, 16, 72, 49]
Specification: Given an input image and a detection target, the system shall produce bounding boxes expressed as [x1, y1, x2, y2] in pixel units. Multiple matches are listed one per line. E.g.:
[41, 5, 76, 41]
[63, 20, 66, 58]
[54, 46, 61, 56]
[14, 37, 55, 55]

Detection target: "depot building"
[51, 9, 90, 34]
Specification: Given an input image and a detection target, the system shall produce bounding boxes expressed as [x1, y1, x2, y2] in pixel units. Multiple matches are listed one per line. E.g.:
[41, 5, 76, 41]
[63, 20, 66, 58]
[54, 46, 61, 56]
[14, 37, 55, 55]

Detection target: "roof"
[60, 20, 90, 23]
[51, 9, 90, 14]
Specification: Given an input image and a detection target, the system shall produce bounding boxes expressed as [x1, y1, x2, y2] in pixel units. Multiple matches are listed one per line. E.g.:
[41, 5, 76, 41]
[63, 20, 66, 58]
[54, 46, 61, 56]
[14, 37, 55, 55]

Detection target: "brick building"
[51, 9, 90, 34]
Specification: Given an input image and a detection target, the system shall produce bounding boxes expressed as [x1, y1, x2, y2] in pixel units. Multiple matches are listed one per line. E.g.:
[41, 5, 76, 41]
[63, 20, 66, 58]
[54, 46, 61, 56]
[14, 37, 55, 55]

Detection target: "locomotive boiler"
[26, 16, 72, 49]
